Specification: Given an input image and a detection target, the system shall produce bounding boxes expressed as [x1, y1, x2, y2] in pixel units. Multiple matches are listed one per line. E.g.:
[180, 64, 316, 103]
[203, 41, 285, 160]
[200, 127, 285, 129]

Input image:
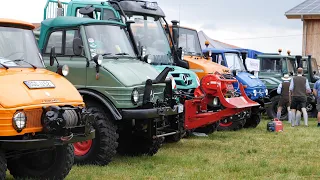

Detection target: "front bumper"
[0, 129, 95, 150]
[254, 96, 272, 111]
[121, 104, 184, 120]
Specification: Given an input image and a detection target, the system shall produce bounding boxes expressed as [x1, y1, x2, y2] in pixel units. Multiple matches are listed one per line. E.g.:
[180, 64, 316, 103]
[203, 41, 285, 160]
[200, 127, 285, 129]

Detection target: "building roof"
[285, 0, 320, 19]
[198, 30, 241, 49]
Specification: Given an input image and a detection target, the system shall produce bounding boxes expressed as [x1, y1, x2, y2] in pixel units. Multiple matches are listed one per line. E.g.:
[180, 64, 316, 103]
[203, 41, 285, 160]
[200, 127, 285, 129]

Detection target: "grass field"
[7, 118, 320, 180]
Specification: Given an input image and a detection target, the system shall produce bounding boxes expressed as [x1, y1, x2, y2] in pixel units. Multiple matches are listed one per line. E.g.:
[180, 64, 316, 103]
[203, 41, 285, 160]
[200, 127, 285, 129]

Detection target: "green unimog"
[256, 50, 319, 119]
[36, 15, 184, 166]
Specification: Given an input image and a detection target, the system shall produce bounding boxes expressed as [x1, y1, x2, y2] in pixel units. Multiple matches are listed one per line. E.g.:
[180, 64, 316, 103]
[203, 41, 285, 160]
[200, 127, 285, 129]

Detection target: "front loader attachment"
[184, 72, 259, 130]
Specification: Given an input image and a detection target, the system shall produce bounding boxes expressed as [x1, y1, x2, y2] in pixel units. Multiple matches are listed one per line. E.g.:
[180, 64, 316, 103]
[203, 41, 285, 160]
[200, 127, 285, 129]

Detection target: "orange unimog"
[168, 23, 231, 80]
[0, 19, 94, 179]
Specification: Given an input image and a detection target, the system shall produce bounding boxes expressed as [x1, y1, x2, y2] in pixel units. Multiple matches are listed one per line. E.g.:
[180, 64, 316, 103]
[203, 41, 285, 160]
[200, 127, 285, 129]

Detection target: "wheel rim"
[73, 140, 93, 156]
[219, 119, 233, 127]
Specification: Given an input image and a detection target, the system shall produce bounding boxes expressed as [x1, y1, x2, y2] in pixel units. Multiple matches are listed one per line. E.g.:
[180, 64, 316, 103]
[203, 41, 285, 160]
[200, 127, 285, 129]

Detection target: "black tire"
[217, 118, 246, 131]
[266, 95, 288, 120]
[165, 114, 185, 143]
[118, 136, 163, 156]
[0, 151, 6, 180]
[8, 144, 74, 180]
[74, 100, 118, 166]
[194, 122, 219, 134]
[244, 113, 261, 128]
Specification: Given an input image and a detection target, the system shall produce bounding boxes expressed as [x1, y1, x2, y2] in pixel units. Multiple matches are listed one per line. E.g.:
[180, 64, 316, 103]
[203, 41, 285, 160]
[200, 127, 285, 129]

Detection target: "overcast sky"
[1, 0, 305, 54]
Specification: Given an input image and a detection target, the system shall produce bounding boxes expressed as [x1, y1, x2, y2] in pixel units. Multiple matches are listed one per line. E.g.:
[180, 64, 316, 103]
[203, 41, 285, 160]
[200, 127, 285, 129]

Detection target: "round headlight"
[253, 89, 257, 96]
[265, 89, 268, 96]
[62, 65, 69, 76]
[132, 89, 139, 104]
[13, 111, 26, 131]
[213, 97, 219, 106]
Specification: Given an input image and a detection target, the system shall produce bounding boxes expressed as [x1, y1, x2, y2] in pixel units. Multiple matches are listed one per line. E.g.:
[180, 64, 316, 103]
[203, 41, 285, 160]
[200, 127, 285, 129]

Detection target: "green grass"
[7, 118, 320, 180]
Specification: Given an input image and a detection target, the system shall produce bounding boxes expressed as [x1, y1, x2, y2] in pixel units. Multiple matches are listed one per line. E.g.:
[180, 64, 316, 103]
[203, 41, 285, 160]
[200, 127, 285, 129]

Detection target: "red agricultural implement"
[184, 72, 259, 132]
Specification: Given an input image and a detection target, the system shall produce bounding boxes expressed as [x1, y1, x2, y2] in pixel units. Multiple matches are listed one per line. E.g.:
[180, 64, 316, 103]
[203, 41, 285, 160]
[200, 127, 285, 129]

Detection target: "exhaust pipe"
[57, 0, 64, 16]
[296, 55, 302, 68]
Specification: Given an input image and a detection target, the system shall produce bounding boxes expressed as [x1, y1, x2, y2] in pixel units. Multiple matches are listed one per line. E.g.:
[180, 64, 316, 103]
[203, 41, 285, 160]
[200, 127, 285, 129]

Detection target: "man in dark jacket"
[276, 74, 291, 122]
[289, 68, 311, 127]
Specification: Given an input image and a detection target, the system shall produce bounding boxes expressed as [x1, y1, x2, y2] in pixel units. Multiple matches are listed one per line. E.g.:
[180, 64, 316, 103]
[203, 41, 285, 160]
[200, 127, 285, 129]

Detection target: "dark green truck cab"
[37, 16, 184, 165]
[256, 52, 319, 119]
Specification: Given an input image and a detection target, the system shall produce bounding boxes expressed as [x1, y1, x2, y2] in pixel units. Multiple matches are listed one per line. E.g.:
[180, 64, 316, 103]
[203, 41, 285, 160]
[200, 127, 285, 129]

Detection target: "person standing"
[289, 68, 311, 127]
[313, 78, 320, 127]
[276, 74, 292, 122]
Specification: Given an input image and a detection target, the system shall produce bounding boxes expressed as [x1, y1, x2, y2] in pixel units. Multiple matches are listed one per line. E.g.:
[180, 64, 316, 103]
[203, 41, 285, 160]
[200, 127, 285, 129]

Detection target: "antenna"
[178, 2, 181, 25]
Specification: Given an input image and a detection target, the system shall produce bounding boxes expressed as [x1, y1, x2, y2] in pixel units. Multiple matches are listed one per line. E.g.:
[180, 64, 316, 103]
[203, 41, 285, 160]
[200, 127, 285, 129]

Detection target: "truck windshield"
[0, 27, 43, 68]
[260, 58, 282, 73]
[225, 53, 246, 71]
[85, 25, 135, 58]
[178, 28, 202, 56]
[130, 15, 173, 65]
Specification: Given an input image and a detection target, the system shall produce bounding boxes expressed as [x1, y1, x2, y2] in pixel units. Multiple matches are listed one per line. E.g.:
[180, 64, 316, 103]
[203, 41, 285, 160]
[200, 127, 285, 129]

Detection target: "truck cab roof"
[41, 16, 124, 30]
[0, 18, 35, 30]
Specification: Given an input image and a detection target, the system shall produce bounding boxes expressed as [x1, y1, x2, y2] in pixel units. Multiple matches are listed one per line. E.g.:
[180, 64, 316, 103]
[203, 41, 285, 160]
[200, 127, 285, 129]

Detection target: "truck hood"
[101, 59, 160, 87]
[185, 56, 230, 74]
[0, 68, 83, 108]
[236, 72, 265, 88]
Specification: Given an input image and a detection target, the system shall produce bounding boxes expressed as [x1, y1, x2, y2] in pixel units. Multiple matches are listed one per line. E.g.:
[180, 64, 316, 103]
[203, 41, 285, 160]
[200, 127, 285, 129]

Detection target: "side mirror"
[232, 70, 237, 76]
[126, 20, 134, 27]
[290, 72, 293, 76]
[92, 54, 102, 65]
[143, 54, 150, 63]
[50, 47, 56, 66]
[140, 45, 146, 57]
[73, 37, 83, 56]
[203, 51, 212, 59]
[313, 71, 316, 75]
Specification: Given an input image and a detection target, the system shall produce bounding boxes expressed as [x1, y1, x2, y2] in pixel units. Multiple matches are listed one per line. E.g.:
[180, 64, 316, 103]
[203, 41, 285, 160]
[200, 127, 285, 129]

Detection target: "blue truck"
[203, 48, 271, 127]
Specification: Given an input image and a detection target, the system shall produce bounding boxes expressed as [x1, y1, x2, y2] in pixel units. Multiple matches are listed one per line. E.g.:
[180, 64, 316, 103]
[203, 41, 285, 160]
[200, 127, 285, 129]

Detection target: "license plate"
[24, 80, 55, 89]
[178, 104, 184, 113]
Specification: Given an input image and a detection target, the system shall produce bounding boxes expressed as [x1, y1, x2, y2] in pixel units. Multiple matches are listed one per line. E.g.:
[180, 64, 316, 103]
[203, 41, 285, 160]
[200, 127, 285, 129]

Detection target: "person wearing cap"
[289, 68, 311, 127]
[313, 78, 320, 127]
[276, 74, 292, 122]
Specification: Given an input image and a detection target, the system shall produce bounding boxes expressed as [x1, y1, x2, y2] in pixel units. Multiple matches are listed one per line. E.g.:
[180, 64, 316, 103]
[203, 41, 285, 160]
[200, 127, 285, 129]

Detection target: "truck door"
[42, 28, 87, 88]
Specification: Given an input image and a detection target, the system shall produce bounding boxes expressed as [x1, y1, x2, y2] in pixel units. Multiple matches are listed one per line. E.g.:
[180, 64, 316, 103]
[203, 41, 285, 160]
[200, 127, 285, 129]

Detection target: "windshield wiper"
[115, 53, 130, 56]
[13, 59, 37, 69]
[115, 53, 135, 59]
[102, 53, 118, 60]
[0, 62, 9, 69]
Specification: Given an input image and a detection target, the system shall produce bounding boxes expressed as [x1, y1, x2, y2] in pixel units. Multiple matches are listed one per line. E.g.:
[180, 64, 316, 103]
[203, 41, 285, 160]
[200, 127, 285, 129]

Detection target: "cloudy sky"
[1, 0, 304, 54]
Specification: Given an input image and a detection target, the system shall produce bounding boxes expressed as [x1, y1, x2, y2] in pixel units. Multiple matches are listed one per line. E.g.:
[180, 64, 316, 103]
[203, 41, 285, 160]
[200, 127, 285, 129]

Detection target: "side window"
[65, 30, 79, 56]
[45, 31, 63, 54]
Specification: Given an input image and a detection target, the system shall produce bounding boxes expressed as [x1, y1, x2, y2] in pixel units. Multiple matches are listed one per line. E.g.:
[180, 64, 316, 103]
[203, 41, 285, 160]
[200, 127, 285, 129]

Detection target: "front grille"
[222, 73, 234, 79]
[25, 109, 43, 128]
[172, 73, 193, 86]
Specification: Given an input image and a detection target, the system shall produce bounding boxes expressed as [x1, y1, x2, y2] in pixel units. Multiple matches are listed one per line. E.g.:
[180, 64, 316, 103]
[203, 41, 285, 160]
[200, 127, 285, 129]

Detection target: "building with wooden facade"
[285, 0, 320, 65]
